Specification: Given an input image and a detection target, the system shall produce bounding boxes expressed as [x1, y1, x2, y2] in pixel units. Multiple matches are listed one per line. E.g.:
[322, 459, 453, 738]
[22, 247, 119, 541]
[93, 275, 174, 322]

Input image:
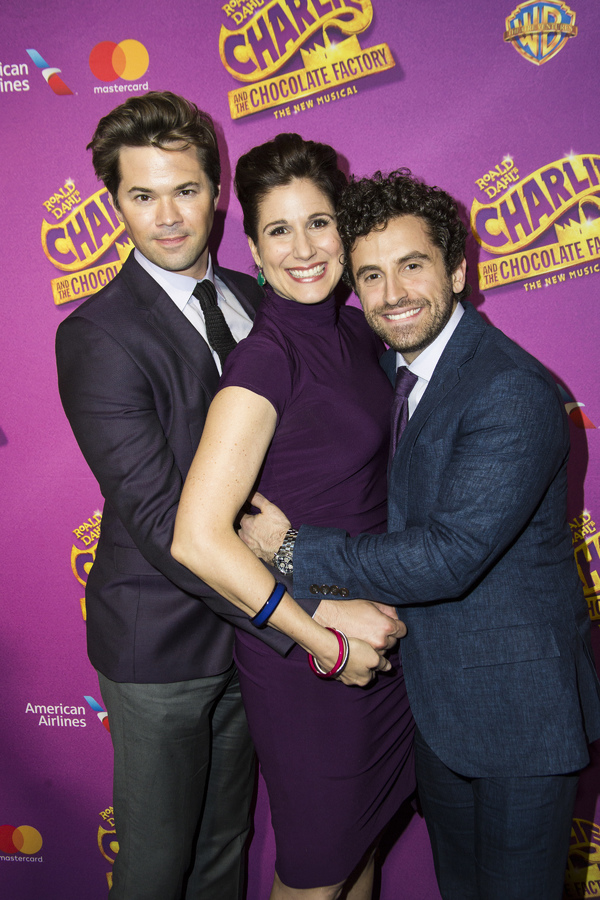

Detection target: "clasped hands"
[239, 492, 406, 679]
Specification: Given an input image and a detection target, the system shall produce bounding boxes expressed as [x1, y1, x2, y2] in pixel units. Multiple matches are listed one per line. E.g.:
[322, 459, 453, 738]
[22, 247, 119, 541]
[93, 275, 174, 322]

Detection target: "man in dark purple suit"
[56, 91, 272, 900]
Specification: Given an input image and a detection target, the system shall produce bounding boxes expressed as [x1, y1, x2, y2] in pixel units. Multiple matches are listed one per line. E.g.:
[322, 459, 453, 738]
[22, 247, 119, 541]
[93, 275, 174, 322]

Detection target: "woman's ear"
[248, 236, 262, 269]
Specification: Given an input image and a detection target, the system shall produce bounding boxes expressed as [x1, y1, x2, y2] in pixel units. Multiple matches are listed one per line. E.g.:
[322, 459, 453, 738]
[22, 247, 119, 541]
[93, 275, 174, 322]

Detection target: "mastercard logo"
[0, 825, 43, 855]
[89, 40, 149, 82]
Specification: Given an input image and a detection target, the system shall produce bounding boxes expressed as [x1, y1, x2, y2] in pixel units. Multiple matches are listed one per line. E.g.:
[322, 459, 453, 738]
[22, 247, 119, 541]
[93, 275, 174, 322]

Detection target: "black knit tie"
[192, 280, 237, 367]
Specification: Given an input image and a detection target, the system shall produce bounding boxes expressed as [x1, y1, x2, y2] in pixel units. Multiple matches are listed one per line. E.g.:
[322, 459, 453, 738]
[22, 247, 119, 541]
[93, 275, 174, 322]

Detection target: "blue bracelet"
[251, 582, 286, 628]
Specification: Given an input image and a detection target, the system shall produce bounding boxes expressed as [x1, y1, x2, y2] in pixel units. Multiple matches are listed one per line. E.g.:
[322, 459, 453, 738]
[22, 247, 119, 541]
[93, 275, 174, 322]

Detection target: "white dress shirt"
[134, 249, 253, 373]
[397, 302, 465, 418]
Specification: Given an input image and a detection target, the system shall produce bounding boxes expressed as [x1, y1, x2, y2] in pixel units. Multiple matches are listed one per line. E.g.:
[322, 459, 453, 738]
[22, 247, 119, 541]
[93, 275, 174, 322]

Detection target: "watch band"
[273, 528, 298, 576]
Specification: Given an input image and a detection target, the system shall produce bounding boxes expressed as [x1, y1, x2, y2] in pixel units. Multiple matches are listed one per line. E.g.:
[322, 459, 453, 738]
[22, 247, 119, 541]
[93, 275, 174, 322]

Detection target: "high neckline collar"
[262, 287, 338, 331]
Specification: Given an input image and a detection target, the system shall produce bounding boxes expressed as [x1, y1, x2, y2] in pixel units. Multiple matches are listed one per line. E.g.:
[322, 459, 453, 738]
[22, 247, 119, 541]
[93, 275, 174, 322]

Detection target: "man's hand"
[239, 494, 407, 651]
[238, 492, 290, 563]
[314, 599, 406, 652]
[372, 601, 405, 624]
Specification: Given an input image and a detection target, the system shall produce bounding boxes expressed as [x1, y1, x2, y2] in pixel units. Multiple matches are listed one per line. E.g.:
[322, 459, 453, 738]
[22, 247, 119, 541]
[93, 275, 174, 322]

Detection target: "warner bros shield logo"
[504, 1, 577, 65]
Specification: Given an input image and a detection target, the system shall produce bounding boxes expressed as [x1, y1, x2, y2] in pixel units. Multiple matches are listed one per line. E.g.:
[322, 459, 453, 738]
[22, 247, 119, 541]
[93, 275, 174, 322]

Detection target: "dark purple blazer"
[56, 253, 304, 683]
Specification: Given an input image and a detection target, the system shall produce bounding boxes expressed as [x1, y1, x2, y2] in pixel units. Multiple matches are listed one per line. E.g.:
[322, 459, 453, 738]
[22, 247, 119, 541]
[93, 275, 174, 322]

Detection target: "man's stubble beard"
[362, 280, 456, 356]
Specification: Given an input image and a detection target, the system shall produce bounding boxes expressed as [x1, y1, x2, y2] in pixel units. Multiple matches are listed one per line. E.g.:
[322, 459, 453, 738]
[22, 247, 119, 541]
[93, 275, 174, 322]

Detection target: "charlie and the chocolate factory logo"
[572, 510, 600, 626]
[42, 179, 134, 305]
[71, 510, 102, 619]
[565, 818, 600, 899]
[471, 153, 600, 293]
[220, 0, 395, 120]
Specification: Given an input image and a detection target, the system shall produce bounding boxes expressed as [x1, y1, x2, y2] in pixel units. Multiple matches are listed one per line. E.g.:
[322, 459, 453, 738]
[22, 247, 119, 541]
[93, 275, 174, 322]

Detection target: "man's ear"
[213, 184, 221, 211]
[248, 235, 261, 269]
[452, 257, 467, 293]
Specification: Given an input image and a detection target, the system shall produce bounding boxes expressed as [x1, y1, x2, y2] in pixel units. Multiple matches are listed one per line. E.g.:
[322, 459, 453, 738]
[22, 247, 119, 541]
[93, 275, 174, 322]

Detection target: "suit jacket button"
[321, 584, 330, 594]
[340, 588, 349, 597]
[330, 585, 339, 596]
[309, 584, 319, 594]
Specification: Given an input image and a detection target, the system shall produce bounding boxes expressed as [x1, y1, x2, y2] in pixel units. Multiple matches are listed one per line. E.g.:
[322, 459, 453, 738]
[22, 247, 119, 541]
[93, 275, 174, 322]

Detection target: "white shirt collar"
[397, 301, 464, 384]
[134, 248, 214, 311]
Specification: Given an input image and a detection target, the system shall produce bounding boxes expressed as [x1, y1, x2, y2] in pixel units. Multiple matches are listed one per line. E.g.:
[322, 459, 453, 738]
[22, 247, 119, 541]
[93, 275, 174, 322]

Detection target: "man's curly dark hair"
[337, 169, 470, 301]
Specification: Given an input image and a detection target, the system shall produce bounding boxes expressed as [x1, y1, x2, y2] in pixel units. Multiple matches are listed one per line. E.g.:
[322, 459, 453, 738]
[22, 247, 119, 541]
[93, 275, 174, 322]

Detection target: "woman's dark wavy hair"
[87, 91, 221, 207]
[234, 132, 347, 244]
[338, 169, 470, 301]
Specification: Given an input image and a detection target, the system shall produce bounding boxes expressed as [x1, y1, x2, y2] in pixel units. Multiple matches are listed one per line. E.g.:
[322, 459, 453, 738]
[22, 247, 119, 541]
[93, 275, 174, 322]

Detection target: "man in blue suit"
[241, 170, 600, 899]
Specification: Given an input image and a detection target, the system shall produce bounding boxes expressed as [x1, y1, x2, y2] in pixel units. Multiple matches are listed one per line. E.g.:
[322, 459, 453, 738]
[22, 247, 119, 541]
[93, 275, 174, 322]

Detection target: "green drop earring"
[257, 267, 266, 287]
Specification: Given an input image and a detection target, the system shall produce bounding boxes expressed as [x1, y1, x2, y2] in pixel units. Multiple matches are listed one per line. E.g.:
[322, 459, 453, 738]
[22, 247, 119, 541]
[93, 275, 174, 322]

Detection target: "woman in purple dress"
[173, 134, 414, 900]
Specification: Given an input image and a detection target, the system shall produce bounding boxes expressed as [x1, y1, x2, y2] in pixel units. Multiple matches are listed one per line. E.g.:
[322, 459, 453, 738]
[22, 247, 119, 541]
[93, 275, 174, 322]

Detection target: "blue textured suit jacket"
[293, 301, 600, 776]
[56, 253, 305, 684]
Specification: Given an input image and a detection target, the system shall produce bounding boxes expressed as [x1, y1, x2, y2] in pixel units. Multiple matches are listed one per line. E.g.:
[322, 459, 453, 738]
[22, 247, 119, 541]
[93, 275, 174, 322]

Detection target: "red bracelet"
[308, 628, 348, 678]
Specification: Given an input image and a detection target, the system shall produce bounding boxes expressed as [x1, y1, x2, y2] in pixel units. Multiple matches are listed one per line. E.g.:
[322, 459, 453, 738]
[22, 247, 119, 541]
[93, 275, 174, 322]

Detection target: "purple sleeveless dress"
[220, 289, 415, 889]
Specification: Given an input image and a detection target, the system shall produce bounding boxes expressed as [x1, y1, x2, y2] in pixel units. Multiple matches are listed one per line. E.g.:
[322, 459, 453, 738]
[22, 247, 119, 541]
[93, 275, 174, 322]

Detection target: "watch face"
[274, 553, 293, 576]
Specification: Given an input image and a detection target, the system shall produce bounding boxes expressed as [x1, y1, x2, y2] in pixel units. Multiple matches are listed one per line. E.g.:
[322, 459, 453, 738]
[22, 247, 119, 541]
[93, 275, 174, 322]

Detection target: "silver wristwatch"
[273, 528, 298, 576]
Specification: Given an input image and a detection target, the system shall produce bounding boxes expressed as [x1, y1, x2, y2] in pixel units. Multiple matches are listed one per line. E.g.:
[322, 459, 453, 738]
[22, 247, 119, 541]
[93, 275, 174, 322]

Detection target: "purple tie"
[390, 366, 418, 459]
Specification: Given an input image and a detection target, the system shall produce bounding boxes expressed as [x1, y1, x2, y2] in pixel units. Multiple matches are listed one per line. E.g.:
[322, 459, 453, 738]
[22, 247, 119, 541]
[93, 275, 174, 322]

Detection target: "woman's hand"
[341, 637, 391, 686]
[310, 630, 390, 687]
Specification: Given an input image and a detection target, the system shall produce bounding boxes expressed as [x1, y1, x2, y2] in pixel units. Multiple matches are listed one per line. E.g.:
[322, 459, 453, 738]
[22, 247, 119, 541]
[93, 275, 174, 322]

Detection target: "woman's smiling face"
[249, 178, 344, 304]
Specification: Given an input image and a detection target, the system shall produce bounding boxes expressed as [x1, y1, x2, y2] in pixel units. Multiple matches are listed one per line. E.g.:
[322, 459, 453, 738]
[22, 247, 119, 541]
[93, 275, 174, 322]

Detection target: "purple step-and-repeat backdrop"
[2, 1, 599, 897]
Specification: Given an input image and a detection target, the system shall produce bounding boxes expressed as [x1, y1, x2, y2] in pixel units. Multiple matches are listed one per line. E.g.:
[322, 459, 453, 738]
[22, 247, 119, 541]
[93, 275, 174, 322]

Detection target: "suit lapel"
[402, 302, 485, 440]
[215, 265, 262, 319]
[390, 303, 487, 504]
[120, 254, 221, 395]
[380, 347, 397, 385]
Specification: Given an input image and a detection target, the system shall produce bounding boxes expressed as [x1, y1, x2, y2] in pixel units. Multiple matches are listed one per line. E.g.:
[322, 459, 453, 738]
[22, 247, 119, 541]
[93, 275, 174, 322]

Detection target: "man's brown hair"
[87, 91, 221, 206]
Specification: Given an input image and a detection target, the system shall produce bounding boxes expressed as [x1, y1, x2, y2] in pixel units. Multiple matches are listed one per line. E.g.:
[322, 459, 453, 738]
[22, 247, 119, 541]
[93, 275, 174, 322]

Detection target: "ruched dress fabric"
[219, 289, 415, 889]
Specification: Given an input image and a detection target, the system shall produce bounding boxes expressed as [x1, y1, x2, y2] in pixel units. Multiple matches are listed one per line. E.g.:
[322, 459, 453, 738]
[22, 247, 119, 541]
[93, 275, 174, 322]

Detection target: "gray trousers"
[99, 665, 255, 900]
